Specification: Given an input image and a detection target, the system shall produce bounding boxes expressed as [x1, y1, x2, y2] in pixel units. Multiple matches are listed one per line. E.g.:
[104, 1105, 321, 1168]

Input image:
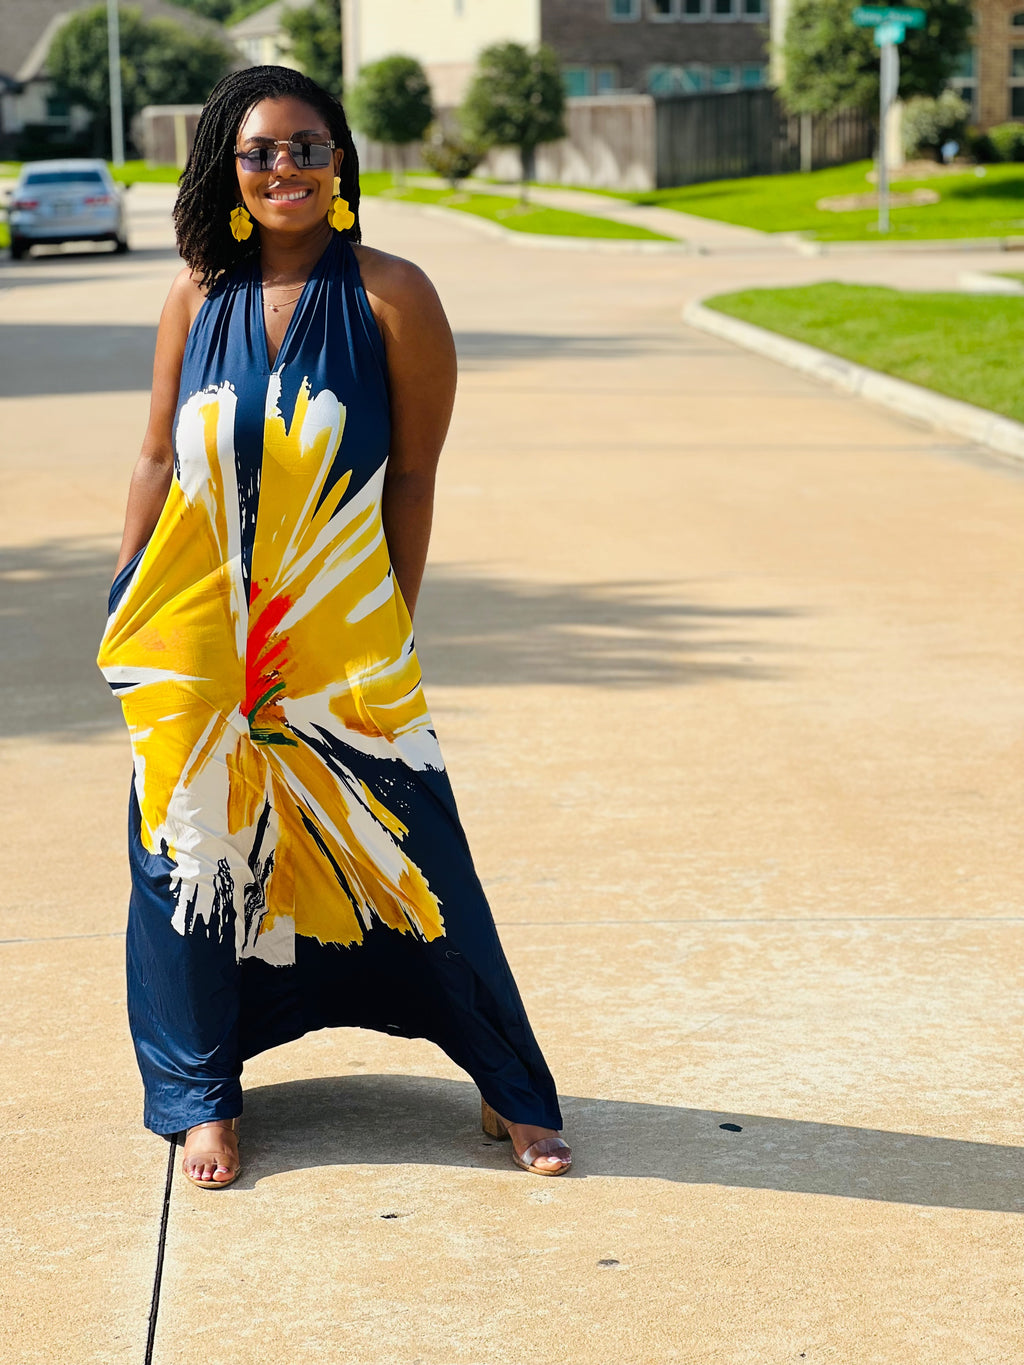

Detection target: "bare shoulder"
[165, 265, 208, 330]
[351, 244, 446, 335]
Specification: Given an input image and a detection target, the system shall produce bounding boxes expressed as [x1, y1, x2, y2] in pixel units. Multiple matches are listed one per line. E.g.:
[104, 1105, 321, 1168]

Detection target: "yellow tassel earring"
[328, 176, 354, 232]
[229, 203, 253, 242]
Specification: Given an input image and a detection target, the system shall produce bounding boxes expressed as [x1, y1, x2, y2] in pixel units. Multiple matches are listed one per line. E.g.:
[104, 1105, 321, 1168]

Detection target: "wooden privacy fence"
[141, 91, 874, 190]
[655, 90, 875, 187]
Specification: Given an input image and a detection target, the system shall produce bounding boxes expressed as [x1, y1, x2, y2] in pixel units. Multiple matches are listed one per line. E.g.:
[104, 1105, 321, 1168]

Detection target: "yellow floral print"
[98, 376, 445, 965]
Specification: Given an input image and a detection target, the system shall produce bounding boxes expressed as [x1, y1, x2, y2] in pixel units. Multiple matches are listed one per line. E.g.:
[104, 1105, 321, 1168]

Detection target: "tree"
[166, 0, 235, 20]
[137, 17, 236, 106]
[47, 5, 232, 154]
[460, 42, 565, 200]
[280, 0, 343, 94]
[166, 0, 272, 22]
[348, 56, 433, 182]
[779, 0, 972, 118]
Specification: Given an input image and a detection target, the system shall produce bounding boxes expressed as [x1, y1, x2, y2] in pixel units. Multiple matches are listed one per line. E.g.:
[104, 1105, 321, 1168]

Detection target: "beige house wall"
[344, 0, 540, 99]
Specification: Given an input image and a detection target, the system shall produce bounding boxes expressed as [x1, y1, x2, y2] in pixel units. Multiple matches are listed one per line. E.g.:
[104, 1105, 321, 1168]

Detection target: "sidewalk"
[1, 190, 1021, 1365]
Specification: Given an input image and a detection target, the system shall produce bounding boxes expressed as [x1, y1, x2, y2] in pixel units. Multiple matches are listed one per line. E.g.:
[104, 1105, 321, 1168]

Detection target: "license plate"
[52, 199, 73, 215]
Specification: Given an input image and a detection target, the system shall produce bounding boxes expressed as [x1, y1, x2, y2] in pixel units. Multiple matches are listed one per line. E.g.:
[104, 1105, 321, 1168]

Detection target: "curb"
[959, 269, 1024, 294]
[682, 298, 1024, 465]
[788, 233, 1024, 256]
[371, 198, 688, 254]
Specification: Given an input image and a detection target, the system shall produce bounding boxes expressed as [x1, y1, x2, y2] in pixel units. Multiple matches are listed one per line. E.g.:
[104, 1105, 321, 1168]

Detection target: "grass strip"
[704, 282, 1024, 422]
[610, 160, 1024, 242]
[360, 178, 673, 241]
[111, 161, 182, 185]
[0, 160, 184, 185]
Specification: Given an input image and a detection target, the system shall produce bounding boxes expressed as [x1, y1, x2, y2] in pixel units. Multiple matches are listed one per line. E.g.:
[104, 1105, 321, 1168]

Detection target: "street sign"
[852, 6, 925, 27]
[874, 19, 905, 44]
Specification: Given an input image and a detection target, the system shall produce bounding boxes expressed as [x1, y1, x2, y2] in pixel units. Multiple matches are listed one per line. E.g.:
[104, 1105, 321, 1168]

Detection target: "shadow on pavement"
[2, 244, 178, 268]
[0, 538, 117, 740]
[235, 1073, 1024, 1215]
[416, 566, 794, 687]
[453, 330, 696, 368]
[0, 322, 157, 396]
[0, 539, 793, 739]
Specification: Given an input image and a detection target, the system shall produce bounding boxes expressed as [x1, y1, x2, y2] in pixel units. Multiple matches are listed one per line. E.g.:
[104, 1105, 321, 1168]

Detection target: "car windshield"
[23, 170, 107, 187]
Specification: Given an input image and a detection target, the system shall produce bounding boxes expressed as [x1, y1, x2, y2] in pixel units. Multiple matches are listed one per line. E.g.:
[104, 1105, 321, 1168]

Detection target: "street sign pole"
[876, 27, 902, 232]
[107, 0, 125, 168]
[853, 7, 922, 234]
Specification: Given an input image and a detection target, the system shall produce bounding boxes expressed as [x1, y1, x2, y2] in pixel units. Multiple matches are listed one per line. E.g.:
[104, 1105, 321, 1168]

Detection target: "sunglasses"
[234, 137, 336, 172]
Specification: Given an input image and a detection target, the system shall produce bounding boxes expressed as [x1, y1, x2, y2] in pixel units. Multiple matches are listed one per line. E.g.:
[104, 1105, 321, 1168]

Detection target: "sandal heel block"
[481, 1097, 511, 1140]
[181, 1116, 241, 1190]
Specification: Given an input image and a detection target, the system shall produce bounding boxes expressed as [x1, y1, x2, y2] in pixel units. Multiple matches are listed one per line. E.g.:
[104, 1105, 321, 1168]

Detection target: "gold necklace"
[261, 279, 306, 313]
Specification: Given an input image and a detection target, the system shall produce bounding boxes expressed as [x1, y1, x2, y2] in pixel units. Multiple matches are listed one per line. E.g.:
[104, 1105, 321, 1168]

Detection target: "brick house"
[343, 0, 771, 104]
[962, 0, 1024, 126]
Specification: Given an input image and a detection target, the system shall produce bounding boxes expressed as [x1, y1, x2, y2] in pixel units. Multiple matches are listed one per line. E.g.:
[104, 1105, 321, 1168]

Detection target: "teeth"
[267, 190, 311, 202]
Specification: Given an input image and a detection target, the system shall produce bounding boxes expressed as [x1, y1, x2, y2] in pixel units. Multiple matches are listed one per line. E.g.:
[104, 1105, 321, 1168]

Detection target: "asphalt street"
[1, 183, 1022, 1365]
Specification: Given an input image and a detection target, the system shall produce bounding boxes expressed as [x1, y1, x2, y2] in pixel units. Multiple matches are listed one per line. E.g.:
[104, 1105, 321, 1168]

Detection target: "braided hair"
[174, 65, 361, 291]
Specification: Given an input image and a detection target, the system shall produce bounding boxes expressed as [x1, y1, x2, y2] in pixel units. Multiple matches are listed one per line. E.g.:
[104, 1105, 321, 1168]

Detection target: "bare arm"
[357, 248, 457, 619]
[113, 269, 203, 575]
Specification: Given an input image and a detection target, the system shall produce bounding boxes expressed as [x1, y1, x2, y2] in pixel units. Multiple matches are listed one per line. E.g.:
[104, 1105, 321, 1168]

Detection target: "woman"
[98, 66, 571, 1188]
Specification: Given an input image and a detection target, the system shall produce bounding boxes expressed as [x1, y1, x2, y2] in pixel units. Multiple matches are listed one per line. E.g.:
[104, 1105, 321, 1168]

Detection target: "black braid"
[174, 65, 361, 291]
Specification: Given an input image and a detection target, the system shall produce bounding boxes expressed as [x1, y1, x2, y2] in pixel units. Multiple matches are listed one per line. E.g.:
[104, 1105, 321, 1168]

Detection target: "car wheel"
[9, 236, 28, 260]
[114, 235, 129, 254]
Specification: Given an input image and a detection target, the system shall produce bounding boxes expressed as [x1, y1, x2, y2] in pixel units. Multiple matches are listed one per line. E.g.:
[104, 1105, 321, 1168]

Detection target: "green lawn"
[614, 161, 1024, 242]
[705, 282, 1024, 421]
[111, 160, 181, 185]
[0, 160, 181, 184]
[360, 178, 674, 241]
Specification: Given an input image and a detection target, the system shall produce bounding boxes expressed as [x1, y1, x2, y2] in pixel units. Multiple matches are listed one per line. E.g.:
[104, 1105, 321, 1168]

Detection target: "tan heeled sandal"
[481, 1098, 572, 1176]
[181, 1117, 241, 1190]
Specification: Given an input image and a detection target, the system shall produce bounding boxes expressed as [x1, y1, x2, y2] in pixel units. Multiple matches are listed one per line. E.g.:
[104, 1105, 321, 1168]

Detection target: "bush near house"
[901, 91, 970, 161]
[986, 123, 1024, 162]
[421, 127, 484, 188]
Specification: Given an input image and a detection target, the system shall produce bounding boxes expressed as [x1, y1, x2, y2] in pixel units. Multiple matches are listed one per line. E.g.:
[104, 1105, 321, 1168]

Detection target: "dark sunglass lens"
[291, 142, 330, 168]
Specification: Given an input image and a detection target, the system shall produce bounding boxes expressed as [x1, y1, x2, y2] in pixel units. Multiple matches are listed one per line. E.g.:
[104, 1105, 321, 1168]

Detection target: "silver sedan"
[7, 158, 129, 259]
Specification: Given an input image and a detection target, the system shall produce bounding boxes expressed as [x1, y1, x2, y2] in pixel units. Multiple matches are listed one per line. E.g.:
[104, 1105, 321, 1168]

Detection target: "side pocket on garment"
[107, 547, 146, 616]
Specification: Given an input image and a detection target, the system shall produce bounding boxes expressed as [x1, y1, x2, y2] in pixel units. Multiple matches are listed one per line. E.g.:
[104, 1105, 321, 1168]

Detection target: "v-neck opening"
[257, 235, 336, 373]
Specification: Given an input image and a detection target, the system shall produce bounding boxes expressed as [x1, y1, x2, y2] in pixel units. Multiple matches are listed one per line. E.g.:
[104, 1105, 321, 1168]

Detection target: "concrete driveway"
[1, 184, 1021, 1365]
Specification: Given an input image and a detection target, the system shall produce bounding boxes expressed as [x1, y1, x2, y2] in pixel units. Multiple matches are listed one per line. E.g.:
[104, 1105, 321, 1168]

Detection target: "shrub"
[986, 122, 1024, 162]
[421, 126, 483, 187]
[901, 90, 969, 161]
[966, 126, 996, 163]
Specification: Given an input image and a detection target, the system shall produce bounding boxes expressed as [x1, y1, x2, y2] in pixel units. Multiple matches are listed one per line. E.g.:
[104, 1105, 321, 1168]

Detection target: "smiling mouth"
[266, 188, 313, 202]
